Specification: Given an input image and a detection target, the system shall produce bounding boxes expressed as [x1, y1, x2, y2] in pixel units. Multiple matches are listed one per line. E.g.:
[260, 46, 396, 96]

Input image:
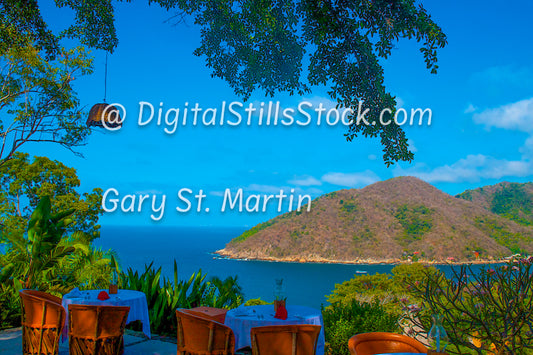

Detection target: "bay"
[94, 225, 492, 309]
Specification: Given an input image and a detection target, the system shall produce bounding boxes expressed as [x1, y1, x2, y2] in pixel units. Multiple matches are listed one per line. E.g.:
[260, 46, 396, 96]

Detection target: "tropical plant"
[0, 196, 114, 328]
[203, 275, 244, 309]
[322, 299, 401, 355]
[0, 283, 19, 330]
[403, 259, 533, 355]
[119, 261, 244, 335]
[0, 196, 113, 292]
[0, 195, 76, 290]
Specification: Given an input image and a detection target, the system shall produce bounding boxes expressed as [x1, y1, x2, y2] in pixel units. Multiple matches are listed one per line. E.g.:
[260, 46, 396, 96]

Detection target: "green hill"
[217, 177, 533, 263]
[456, 182, 533, 227]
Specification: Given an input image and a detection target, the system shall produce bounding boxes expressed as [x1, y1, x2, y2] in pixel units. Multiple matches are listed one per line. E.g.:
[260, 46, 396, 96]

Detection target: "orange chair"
[251, 325, 322, 355]
[182, 307, 229, 324]
[348, 332, 427, 355]
[19, 289, 66, 355]
[176, 309, 236, 355]
[68, 304, 130, 355]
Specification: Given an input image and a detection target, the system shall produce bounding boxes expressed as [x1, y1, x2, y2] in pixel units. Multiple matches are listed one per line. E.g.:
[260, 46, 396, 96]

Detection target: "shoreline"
[214, 249, 507, 266]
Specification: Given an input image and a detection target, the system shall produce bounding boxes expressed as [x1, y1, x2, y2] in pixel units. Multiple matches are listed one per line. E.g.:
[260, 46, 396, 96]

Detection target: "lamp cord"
[103, 52, 108, 103]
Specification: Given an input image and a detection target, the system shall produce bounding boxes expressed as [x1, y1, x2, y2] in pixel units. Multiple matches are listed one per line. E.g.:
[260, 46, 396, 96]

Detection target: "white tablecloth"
[62, 289, 151, 339]
[225, 305, 325, 355]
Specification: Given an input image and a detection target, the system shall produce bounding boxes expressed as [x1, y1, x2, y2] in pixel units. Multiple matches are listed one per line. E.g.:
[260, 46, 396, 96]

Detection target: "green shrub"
[0, 284, 20, 330]
[119, 261, 243, 335]
[327, 264, 436, 313]
[322, 299, 401, 355]
[244, 297, 272, 306]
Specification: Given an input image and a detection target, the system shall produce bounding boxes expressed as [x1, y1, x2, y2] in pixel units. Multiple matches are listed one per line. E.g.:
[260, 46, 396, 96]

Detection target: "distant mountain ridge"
[456, 181, 533, 227]
[217, 177, 533, 263]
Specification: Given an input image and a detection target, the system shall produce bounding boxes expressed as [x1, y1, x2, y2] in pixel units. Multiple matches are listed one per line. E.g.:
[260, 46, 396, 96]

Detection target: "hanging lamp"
[86, 52, 123, 128]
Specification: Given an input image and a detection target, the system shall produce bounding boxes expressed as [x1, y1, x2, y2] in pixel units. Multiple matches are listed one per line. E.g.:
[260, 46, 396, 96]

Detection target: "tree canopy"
[0, 0, 119, 58]
[0, 44, 93, 166]
[0, 0, 447, 166]
[0, 152, 104, 242]
[173, 0, 447, 165]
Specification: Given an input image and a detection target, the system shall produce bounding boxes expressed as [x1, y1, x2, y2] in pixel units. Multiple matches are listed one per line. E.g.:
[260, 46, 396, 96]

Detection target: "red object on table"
[274, 304, 288, 320]
[185, 306, 228, 324]
[97, 291, 110, 300]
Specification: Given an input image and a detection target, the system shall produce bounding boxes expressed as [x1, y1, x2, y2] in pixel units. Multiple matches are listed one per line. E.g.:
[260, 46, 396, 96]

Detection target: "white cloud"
[408, 139, 418, 153]
[288, 176, 322, 186]
[398, 97, 533, 185]
[464, 103, 477, 114]
[210, 185, 284, 196]
[322, 171, 380, 187]
[394, 155, 532, 183]
[472, 97, 533, 132]
[368, 154, 377, 161]
[212, 184, 324, 198]
[396, 97, 405, 109]
[246, 184, 287, 194]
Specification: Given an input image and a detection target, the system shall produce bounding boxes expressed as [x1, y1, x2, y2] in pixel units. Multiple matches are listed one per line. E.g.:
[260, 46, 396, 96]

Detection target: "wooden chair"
[176, 309, 236, 355]
[68, 304, 130, 355]
[19, 289, 66, 355]
[251, 324, 322, 355]
[348, 332, 427, 355]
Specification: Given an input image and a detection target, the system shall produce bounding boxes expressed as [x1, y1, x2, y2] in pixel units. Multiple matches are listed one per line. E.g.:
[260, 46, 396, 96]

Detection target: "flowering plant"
[402, 257, 533, 355]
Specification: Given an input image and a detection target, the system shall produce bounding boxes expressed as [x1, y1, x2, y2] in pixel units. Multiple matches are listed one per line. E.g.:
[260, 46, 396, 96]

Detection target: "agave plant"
[119, 261, 244, 335]
[203, 275, 243, 309]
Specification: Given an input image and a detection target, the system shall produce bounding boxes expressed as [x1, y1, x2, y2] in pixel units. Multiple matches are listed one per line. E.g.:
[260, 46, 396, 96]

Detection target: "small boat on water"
[355, 270, 367, 274]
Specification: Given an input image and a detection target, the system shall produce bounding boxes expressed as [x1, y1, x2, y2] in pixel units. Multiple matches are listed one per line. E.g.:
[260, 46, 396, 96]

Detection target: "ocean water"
[94, 225, 490, 309]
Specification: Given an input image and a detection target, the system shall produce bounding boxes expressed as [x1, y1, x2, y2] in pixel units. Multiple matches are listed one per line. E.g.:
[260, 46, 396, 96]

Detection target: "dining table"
[224, 304, 325, 355]
[61, 289, 151, 340]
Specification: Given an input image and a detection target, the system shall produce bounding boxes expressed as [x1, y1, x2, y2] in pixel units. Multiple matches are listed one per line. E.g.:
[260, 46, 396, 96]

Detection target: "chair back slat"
[348, 332, 427, 355]
[176, 309, 236, 355]
[251, 324, 321, 355]
[68, 304, 130, 355]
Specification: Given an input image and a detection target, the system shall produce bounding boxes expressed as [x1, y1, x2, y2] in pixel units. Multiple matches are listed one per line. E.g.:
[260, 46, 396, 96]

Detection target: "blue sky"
[28, 0, 533, 227]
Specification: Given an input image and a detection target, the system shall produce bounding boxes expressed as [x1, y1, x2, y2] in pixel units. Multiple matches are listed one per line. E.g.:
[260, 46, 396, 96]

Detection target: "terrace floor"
[0, 327, 177, 355]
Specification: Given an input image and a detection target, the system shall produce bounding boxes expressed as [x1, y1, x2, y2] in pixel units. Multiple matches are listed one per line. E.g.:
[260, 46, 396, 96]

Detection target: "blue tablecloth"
[62, 289, 151, 339]
[225, 305, 325, 355]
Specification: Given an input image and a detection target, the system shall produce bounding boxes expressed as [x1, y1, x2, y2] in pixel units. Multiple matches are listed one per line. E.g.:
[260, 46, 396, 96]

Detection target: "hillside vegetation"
[218, 177, 533, 263]
[457, 181, 533, 226]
